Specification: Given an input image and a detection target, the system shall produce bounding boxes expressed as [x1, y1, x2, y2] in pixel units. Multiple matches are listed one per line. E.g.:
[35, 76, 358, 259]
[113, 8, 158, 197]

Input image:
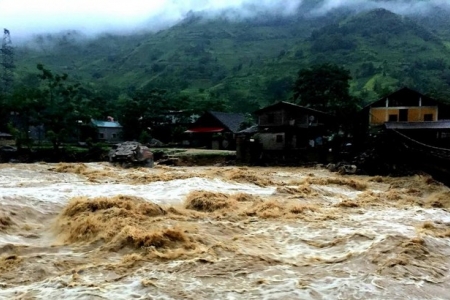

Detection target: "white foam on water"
[1, 164, 450, 299]
[0, 234, 31, 246]
[234, 206, 450, 269]
[0, 177, 275, 206]
[313, 185, 363, 200]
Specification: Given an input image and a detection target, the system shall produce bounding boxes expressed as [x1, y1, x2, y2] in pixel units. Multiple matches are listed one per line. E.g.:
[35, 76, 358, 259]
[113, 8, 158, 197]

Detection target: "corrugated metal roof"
[91, 119, 122, 128]
[362, 87, 441, 110]
[385, 121, 450, 130]
[238, 125, 259, 134]
[254, 101, 332, 116]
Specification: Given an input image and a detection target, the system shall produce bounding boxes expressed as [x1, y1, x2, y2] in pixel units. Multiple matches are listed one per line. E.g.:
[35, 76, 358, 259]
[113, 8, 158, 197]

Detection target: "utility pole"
[1, 28, 15, 94]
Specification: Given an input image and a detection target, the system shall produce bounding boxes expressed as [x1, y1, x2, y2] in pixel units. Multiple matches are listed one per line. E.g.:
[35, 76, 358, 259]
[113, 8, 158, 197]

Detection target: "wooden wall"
[370, 106, 438, 125]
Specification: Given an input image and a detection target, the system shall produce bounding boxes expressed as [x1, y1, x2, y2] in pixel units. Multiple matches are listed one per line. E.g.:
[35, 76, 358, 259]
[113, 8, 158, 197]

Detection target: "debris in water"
[56, 195, 198, 253]
[225, 169, 274, 187]
[0, 213, 14, 231]
[304, 177, 368, 191]
[185, 191, 237, 212]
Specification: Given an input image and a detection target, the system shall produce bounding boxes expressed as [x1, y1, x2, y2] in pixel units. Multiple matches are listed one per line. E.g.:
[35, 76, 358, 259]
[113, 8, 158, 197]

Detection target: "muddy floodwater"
[1, 162, 450, 299]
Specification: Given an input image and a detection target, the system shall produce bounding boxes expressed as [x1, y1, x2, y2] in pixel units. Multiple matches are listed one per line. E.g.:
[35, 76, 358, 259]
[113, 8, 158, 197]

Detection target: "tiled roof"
[208, 111, 246, 133]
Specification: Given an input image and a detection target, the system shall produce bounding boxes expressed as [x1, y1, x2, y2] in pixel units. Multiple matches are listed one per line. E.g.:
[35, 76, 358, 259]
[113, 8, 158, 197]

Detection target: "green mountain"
[12, 5, 450, 112]
[307, 8, 450, 98]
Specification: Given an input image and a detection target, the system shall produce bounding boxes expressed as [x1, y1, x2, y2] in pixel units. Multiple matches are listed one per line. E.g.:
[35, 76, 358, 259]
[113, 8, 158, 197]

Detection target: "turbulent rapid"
[0, 162, 450, 299]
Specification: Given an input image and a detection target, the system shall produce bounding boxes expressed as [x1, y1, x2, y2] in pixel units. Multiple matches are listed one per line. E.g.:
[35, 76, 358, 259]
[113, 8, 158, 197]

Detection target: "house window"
[276, 134, 283, 143]
[268, 114, 275, 124]
[112, 133, 117, 138]
[99, 133, 105, 139]
[388, 114, 398, 122]
[424, 114, 433, 121]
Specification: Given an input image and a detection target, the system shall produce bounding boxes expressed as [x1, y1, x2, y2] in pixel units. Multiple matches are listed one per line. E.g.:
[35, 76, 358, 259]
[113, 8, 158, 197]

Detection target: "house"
[364, 87, 448, 125]
[252, 101, 335, 150]
[359, 87, 450, 147]
[91, 117, 122, 143]
[236, 101, 336, 164]
[185, 111, 245, 150]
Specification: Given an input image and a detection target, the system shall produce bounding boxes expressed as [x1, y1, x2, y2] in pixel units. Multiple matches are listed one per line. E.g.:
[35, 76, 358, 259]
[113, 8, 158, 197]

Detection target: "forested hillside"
[12, 2, 450, 113]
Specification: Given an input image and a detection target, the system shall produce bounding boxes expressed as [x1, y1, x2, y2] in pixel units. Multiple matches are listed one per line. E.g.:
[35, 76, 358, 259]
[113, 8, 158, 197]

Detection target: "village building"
[359, 87, 450, 147]
[185, 111, 245, 150]
[91, 117, 123, 143]
[237, 101, 336, 164]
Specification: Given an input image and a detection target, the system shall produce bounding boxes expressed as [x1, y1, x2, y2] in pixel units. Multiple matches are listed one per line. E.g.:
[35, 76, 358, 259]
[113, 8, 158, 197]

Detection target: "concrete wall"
[98, 127, 122, 142]
[258, 133, 285, 151]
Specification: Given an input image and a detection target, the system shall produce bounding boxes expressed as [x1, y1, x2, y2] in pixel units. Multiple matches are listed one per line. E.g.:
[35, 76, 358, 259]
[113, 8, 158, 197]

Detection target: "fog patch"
[310, 0, 450, 16]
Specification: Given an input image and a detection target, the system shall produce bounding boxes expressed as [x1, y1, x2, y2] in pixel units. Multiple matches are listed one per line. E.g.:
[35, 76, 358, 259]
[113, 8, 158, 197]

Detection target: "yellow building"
[357, 87, 450, 148]
[367, 87, 440, 126]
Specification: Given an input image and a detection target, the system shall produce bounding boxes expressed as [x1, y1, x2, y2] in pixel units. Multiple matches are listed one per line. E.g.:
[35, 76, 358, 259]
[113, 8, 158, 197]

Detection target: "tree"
[3, 64, 92, 151]
[190, 94, 230, 114]
[117, 95, 141, 141]
[118, 88, 175, 141]
[265, 76, 294, 101]
[0, 93, 11, 132]
[35, 64, 89, 151]
[77, 84, 120, 119]
[292, 63, 360, 118]
[5, 86, 45, 149]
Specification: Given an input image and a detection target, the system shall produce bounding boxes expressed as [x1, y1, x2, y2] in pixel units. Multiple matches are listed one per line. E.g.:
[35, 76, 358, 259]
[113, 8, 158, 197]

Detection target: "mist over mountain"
[7, 0, 450, 113]
[3, 0, 450, 42]
[3, 0, 306, 42]
[309, 0, 450, 16]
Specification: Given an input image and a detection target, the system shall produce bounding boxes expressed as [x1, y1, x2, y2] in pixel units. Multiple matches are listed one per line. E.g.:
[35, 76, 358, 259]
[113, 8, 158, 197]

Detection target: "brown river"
[0, 162, 450, 299]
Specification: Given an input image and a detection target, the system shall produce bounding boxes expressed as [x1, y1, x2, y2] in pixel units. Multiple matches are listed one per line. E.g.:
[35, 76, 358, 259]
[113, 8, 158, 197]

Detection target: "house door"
[399, 109, 408, 122]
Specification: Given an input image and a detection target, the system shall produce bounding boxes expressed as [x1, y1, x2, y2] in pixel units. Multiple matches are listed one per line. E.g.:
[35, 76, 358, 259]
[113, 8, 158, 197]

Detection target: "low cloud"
[2, 0, 450, 43]
[310, 0, 450, 16]
[1, 0, 304, 42]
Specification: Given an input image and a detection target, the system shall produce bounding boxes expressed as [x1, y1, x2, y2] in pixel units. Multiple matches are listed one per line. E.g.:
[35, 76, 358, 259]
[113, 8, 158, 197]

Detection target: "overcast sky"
[1, 0, 449, 42]
[0, 0, 303, 40]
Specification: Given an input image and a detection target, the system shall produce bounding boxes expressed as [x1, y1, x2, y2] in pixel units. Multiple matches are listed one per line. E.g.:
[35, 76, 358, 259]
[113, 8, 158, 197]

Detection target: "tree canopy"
[4, 64, 92, 150]
[292, 63, 361, 118]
